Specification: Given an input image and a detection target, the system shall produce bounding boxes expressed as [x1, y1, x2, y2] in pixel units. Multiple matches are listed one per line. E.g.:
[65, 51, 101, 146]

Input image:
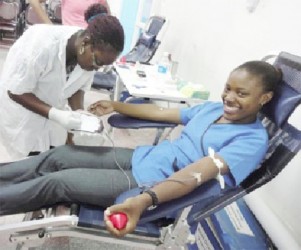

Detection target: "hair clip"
[88, 13, 107, 23]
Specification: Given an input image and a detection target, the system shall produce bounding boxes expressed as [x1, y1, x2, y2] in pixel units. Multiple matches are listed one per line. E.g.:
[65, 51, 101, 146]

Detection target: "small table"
[113, 63, 207, 105]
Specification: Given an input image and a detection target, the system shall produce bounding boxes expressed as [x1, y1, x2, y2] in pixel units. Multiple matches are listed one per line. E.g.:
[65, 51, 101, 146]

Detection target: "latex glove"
[48, 107, 82, 131]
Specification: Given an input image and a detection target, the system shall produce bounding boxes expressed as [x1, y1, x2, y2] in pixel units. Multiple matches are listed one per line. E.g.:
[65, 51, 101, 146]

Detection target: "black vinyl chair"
[91, 15, 166, 92]
[124, 15, 166, 64]
[1, 52, 300, 249]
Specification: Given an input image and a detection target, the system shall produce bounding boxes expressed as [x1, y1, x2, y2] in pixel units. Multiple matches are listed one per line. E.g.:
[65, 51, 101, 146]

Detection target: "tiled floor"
[0, 47, 181, 249]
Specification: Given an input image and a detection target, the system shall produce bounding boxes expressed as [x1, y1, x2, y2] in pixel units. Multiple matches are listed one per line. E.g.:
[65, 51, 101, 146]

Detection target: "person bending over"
[0, 61, 282, 237]
[0, 4, 124, 159]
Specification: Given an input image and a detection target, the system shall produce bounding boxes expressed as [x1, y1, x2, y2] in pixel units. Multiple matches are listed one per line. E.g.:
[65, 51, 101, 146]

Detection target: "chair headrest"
[138, 32, 156, 47]
[147, 16, 166, 35]
[261, 52, 301, 127]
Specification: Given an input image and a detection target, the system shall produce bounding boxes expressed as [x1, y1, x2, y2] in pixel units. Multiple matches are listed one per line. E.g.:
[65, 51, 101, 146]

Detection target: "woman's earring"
[79, 44, 85, 55]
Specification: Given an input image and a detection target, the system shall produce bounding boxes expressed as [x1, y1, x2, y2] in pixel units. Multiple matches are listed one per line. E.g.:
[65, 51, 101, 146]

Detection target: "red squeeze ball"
[109, 212, 128, 230]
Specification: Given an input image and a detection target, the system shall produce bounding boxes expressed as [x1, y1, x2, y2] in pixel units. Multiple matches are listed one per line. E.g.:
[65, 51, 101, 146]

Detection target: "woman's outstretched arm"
[88, 100, 182, 124]
[105, 154, 229, 237]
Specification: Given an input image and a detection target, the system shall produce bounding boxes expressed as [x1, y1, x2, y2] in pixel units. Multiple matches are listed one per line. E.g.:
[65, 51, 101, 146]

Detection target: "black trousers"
[0, 145, 137, 215]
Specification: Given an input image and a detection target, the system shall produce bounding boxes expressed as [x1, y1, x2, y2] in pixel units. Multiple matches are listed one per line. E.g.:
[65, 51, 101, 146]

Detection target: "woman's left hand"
[88, 100, 114, 116]
[104, 197, 145, 237]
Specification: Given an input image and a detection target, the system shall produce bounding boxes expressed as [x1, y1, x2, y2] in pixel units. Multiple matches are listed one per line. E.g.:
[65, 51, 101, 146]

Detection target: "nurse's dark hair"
[84, 3, 124, 53]
[235, 61, 282, 93]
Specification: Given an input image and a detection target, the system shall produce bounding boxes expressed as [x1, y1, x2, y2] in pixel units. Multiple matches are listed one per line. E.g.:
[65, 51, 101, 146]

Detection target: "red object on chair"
[109, 212, 128, 230]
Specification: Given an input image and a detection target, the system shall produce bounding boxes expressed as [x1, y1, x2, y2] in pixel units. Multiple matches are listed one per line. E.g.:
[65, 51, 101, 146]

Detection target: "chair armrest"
[108, 114, 177, 129]
[115, 179, 227, 224]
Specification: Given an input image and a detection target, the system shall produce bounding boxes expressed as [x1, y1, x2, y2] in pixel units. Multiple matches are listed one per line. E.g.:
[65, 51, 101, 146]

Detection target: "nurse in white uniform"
[0, 4, 124, 159]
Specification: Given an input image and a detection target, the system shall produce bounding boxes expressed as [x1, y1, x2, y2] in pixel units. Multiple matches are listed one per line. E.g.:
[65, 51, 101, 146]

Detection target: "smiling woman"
[221, 61, 278, 124]
[0, 3, 124, 160]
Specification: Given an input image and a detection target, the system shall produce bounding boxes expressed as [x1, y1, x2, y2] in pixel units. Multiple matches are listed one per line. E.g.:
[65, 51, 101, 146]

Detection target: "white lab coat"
[0, 24, 94, 159]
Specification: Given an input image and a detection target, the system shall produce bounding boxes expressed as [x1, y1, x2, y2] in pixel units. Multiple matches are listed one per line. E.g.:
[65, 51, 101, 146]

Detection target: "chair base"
[0, 205, 165, 249]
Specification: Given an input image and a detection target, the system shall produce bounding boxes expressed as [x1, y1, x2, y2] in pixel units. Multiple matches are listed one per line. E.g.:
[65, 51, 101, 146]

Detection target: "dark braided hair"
[84, 3, 124, 53]
[235, 61, 282, 93]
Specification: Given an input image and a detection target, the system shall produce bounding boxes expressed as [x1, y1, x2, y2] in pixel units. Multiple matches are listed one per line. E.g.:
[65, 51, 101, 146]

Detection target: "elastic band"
[192, 172, 202, 185]
[88, 13, 107, 23]
[208, 147, 225, 189]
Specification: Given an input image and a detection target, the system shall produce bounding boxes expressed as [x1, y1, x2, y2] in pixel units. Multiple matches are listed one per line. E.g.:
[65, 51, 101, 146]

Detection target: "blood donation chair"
[124, 15, 166, 64]
[0, 51, 300, 249]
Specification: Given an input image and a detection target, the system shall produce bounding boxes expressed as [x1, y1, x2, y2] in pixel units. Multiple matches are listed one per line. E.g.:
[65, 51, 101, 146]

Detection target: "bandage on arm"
[208, 147, 225, 189]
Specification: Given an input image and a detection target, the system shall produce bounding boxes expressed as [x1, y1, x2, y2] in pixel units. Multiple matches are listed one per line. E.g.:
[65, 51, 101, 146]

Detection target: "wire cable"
[103, 128, 132, 191]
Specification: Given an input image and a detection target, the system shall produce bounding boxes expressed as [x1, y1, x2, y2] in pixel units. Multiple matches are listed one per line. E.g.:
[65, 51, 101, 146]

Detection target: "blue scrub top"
[132, 102, 268, 187]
